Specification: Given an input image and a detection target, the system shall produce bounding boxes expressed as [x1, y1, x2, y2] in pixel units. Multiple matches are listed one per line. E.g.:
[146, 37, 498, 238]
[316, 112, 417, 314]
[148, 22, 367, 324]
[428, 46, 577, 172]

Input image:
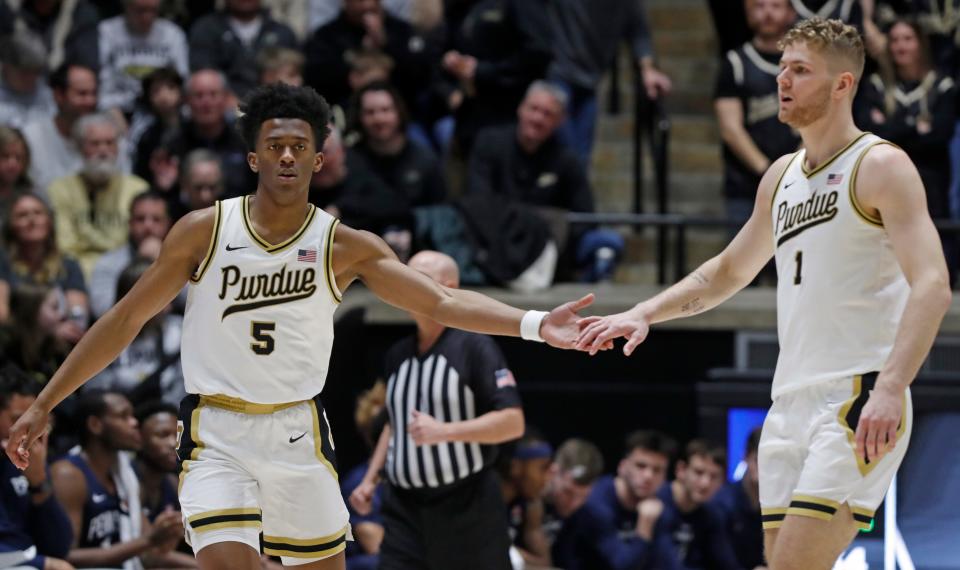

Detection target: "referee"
[350, 251, 524, 570]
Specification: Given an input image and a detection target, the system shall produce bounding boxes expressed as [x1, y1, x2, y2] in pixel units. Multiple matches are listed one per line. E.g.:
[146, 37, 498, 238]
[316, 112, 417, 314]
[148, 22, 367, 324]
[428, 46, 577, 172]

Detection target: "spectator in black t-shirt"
[468, 81, 622, 281]
[435, 0, 553, 155]
[715, 0, 799, 223]
[346, 82, 447, 259]
[711, 428, 764, 570]
[303, 0, 432, 111]
[309, 124, 409, 238]
[151, 70, 254, 200]
[658, 440, 741, 570]
[188, 0, 299, 99]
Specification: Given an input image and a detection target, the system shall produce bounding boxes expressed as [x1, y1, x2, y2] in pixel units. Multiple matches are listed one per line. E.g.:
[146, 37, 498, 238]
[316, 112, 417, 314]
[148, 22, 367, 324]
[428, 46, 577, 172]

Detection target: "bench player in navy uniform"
[711, 428, 765, 569]
[50, 390, 184, 569]
[7, 82, 595, 570]
[586, 430, 680, 569]
[0, 366, 73, 570]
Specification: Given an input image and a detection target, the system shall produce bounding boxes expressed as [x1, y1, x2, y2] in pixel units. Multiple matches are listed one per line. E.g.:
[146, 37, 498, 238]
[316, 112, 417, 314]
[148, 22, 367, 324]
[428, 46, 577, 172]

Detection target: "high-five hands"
[576, 307, 651, 356]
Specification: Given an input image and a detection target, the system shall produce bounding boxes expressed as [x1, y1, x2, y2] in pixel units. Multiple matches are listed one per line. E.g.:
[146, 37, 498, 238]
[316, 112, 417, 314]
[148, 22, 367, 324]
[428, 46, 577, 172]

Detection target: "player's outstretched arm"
[330, 224, 595, 348]
[577, 153, 792, 355]
[852, 145, 952, 463]
[5, 208, 215, 469]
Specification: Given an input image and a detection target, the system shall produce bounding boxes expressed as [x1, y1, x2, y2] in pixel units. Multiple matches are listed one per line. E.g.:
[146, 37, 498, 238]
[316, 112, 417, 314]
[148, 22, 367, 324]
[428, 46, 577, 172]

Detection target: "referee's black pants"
[378, 469, 512, 570]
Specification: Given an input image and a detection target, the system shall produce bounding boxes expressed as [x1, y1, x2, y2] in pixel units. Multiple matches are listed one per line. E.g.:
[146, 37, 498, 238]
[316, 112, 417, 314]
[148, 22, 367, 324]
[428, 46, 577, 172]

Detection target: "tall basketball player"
[5, 83, 596, 570]
[577, 18, 951, 570]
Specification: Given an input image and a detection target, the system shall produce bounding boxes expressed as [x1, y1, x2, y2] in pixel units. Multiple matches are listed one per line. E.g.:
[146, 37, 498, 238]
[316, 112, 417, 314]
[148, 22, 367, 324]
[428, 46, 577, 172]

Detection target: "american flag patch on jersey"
[827, 173, 844, 185]
[297, 249, 317, 262]
[495, 368, 517, 388]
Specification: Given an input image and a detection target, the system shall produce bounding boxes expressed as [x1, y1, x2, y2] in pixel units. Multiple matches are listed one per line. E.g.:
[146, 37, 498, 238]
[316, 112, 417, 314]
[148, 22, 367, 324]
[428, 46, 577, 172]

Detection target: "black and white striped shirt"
[383, 329, 522, 490]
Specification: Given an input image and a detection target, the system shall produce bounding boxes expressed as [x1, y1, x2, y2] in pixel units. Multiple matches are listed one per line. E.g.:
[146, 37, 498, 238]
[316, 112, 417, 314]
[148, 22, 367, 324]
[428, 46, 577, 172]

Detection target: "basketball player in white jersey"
[4, 83, 596, 570]
[577, 18, 951, 570]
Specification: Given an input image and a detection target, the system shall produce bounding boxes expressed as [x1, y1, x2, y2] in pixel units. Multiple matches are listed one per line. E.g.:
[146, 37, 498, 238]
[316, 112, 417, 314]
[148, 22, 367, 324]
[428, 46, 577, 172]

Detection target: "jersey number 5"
[251, 322, 276, 355]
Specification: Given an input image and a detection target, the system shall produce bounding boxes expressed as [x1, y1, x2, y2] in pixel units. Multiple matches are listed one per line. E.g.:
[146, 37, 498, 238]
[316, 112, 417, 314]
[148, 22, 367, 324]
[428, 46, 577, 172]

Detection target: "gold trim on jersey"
[191, 201, 222, 283]
[324, 219, 342, 304]
[769, 152, 801, 208]
[188, 508, 263, 533]
[849, 141, 897, 227]
[199, 393, 305, 414]
[309, 400, 339, 481]
[837, 374, 908, 476]
[263, 526, 349, 558]
[178, 400, 207, 494]
[241, 195, 318, 254]
[800, 132, 871, 179]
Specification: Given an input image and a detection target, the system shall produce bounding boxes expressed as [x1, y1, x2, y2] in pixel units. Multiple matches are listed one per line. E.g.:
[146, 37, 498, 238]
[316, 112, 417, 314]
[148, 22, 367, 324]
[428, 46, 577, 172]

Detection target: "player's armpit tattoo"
[681, 297, 705, 314]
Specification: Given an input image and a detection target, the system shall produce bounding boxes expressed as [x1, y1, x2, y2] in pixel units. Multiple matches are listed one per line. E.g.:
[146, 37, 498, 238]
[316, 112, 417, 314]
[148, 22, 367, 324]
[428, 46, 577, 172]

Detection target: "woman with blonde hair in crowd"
[0, 126, 34, 227]
[0, 194, 88, 327]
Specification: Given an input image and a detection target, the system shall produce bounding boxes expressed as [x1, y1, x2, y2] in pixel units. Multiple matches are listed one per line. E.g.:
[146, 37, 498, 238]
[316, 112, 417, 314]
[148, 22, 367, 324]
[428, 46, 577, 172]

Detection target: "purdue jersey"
[790, 0, 858, 22]
[771, 133, 909, 397]
[181, 196, 341, 403]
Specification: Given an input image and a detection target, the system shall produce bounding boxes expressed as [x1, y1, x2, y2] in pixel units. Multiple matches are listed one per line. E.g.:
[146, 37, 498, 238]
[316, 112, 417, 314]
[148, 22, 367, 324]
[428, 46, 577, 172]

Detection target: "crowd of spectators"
[2, 0, 960, 568]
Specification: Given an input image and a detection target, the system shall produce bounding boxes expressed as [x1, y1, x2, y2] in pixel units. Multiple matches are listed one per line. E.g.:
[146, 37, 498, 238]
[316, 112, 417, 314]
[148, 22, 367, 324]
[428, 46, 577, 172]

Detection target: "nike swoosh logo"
[784, 181, 796, 188]
[225, 244, 248, 251]
[289, 432, 307, 444]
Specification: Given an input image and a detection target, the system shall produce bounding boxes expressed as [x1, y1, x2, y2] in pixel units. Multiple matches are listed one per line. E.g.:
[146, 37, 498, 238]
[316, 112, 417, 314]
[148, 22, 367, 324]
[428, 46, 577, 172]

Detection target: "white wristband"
[520, 310, 548, 343]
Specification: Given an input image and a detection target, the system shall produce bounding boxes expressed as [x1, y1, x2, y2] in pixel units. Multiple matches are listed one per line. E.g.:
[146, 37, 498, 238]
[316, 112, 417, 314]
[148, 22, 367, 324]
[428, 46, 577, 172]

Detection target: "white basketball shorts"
[177, 393, 351, 565]
[758, 372, 912, 531]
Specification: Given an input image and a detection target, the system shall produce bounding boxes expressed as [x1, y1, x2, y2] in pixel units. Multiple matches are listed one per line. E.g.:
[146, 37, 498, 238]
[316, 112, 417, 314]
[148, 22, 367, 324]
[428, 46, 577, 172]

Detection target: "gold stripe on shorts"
[200, 394, 305, 414]
[263, 525, 349, 559]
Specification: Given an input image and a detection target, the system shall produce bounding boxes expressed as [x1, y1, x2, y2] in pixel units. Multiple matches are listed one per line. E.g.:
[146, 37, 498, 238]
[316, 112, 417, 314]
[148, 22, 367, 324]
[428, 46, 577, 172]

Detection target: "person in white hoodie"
[96, 0, 189, 117]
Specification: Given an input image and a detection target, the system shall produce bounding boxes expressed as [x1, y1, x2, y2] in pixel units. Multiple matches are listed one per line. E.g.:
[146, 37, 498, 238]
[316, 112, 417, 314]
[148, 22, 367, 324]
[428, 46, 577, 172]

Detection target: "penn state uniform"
[759, 133, 913, 532]
[62, 455, 125, 552]
[176, 196, 350, 565]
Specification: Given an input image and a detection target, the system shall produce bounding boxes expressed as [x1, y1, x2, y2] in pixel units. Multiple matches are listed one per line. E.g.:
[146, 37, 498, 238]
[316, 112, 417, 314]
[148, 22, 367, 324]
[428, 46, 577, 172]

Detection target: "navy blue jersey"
[711, 482, 764, 570]
[657, 484, 743, 570]
[62, 455, 124, 549]
[549, 498, 681, 570]
[0, 457, 72, 568]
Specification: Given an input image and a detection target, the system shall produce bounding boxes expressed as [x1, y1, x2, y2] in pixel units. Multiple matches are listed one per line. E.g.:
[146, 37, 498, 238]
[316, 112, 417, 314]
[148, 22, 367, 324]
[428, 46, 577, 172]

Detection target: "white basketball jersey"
[771, 133, 909, 398]
[181, 196, 342, 403]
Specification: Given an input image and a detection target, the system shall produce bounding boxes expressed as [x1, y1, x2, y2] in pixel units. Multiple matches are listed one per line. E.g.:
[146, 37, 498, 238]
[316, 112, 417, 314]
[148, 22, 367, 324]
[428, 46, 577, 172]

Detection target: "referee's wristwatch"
[27, 479, 52, 496]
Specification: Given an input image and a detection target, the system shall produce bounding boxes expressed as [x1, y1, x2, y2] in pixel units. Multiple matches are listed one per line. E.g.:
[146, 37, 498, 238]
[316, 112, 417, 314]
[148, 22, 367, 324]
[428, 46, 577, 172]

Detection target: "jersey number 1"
[251, 322, 276, 355]
[793, 250, 803, 285]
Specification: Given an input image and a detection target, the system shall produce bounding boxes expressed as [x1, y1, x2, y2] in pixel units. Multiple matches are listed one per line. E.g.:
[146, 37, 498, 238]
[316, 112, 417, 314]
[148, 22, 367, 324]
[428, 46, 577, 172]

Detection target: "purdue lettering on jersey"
[181, 196, 341, 404]
[774, 189, 839, 246]
[218, 264, 318, 318]
[770, 133, 910, 398]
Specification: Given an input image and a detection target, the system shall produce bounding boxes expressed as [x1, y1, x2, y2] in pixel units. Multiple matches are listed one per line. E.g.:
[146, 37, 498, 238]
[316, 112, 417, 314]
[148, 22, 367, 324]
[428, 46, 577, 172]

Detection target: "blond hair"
[779, 17, 865, 81]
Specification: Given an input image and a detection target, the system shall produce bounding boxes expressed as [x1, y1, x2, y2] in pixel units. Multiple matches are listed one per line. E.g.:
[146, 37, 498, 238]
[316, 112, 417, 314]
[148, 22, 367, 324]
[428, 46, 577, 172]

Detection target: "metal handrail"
[568, 212, 960, 285]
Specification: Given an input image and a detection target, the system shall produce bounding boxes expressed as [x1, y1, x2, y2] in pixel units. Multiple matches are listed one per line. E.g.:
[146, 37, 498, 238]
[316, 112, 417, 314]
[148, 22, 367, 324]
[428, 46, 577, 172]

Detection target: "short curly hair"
[237, 83, 332, 152]
[779, 17, 865, 81]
